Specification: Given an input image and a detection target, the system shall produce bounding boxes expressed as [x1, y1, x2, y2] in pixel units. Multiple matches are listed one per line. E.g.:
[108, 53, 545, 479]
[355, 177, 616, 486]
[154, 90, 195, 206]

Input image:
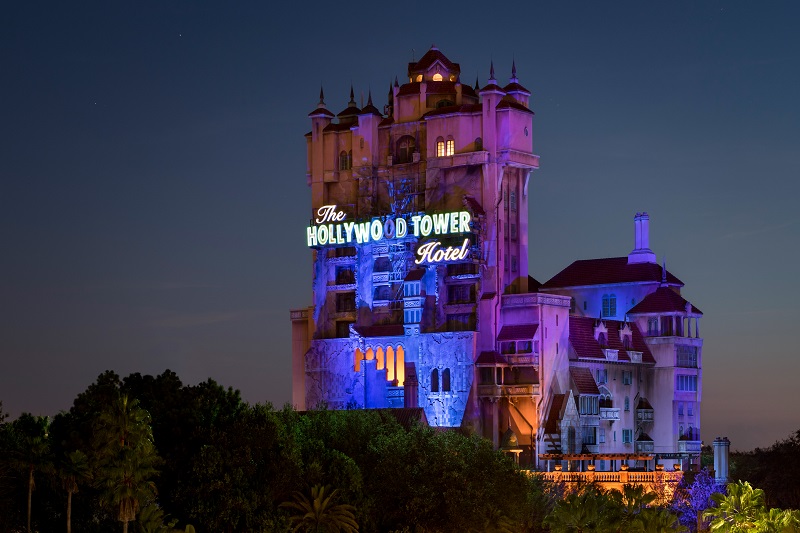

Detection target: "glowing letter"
[307, 226, 318, 247]
[420, 215, 433, 236]
[370, 219, 383, 241]
[459, 211, 471, 233]
[432, 213, 448, 235]
[354, 222, 370, 244]
[396, 218, 407, 238]
[449, 212, 459, 234]
[384, 218, 395, 239]
[410, 215, 422, 236]
[318, 224, 329, 245]
[343, 222, 355, 242]
[316, 204, 346, 224]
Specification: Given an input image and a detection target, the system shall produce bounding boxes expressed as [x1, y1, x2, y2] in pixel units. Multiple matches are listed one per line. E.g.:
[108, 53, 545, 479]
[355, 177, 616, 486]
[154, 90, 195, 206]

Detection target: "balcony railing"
[505, 354, 539, 366]
[636, 409, 654, 422]
[600, 407, 621, 421]
[636, 441, 655, 453]
[581, 416, 600, 427]
[678, 440, 702, 453]
[290, 309, 309, 320]
[477, 383, 540, 398]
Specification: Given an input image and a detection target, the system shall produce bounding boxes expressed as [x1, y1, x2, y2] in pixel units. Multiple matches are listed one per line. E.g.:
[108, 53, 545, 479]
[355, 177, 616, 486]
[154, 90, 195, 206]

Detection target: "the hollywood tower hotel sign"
[306, 204, 473, 265]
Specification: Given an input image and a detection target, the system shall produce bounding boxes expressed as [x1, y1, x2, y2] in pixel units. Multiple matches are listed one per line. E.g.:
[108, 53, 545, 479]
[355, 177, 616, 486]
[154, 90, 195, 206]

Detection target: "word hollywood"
[306, 205, 472, 265]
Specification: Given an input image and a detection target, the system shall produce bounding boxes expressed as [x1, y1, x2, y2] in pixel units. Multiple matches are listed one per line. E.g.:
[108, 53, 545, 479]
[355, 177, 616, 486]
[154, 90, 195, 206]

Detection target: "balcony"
[636, 441, 655, 453]
[636, 408, 654, 423]
[581, 416, 600, 427]
[477, 383, 539, 399]
[678, 440, 702, 454]
[600, 407, 620, 421]
[506, 354, 539, 366]
[290, 309, 309, 321]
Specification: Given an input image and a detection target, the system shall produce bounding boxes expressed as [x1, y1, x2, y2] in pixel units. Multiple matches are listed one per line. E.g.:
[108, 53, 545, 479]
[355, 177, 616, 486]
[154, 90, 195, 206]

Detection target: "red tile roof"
[496, 99, 534, 115]
[570, 366, 600, 395]
[423, 103, 482, 118]
[463, 195, 486, 216]
[628, 286, 702, 315]
[498, 323, 539, 341]
[424, 80, 457, 94]
[308, 107, 334, 118]
[544, 394, 566, 434]
[503, 82, 531, 94]
[408, 47, 460, 76]
[636, 397, 654, 410]
[404, 269, 425, 282]
[397, 82, 421, 97]
[542, 257, 683, 288]
[475, 351, 508, 365]
[568, 316, 655, 364]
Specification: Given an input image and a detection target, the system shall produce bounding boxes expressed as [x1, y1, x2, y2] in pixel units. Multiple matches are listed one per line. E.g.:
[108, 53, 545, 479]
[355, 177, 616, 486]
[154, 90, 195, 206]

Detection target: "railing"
[537, 470, 683, 484]
[678, 440, 702, 453]
[581, 416, 600, 427]
[600, 407, 621, 421]
[637, 409, 654, 422]
[477, 383, 540, 398]
[636, 441, 655, 453]
[290, 309, 309, 320]
[506, 354, 539, 366]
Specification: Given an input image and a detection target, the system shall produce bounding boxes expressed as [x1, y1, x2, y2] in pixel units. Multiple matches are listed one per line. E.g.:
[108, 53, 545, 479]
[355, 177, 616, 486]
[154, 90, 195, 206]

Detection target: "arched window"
[376, 347, 385, 371]
[354, 348, 364, 372]
[598, 332, 607, 346]
[475, 137, 483, 151]
[339, 150, 348, 171]
[432, 73, 443, 82]
[442, 368, 451, 392]
[510, 191, 517, 211]
[395, 346, 405, 385]
[602, 294, 617, 318]
[431, 368, 439, 393]
[679, 425, 685, 438]
[436, 99, 454, 108]
[436, 137, 445, 157]
[445, 137, 454, 156]
[386, 346, 395, 382]
[395, 135, 415, 164]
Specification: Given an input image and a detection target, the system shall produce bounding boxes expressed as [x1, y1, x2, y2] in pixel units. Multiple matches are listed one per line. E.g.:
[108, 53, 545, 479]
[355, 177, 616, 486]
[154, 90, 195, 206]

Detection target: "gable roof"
[408, 47, 460, 76]
[475, 351, 507, 366]
[570, 366, 600, 395]
[568, 316, 655, 364]
[497, 324, 538, 341]
[542, 257, 683, 289]
[544, 394, 566, 434]
[628, 286, 702, 315]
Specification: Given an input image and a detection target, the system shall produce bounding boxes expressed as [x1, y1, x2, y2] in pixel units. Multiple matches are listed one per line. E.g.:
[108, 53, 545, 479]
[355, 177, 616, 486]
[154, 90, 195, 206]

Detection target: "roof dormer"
[407, 45, 461, 83]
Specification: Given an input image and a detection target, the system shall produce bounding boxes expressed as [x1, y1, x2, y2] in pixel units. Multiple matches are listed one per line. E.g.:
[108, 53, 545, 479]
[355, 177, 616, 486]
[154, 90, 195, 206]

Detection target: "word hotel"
[290, 46, 704, 471]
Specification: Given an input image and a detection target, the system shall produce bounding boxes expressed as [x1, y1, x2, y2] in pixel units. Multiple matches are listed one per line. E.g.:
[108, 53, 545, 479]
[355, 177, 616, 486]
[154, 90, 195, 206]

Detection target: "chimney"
[628, 212, 657, 264]
[713, 437, 731, 484]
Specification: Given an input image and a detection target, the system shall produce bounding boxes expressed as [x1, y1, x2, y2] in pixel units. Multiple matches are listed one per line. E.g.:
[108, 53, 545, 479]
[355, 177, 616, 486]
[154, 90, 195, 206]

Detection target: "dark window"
[447, 284, 476, 304]
[335, 266, 355, 285]
[336, 321, 353, 338]
[373, 285, 392, 301]
[446, 263, 477, 276]
[395, 135, 416, 164]
[475, 137, 483, 151]
[677, 345, 698, 368]
[510, 191, 517, 211]
[517, 341, 532, 353]
[336, 292, 356, 312]
[442, 368, 451, 392]
[500, 341, 516, 354]
[602, 294, 616, 318]
[339, 150, 349, 170]
[447, 313, 476, 331]
[374, 257, 391, 272]
[431, 368, 439, 393]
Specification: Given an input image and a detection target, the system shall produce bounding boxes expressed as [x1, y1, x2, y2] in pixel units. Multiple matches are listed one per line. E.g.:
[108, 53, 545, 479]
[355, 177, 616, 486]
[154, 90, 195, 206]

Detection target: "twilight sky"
[2, 2, 799, 451]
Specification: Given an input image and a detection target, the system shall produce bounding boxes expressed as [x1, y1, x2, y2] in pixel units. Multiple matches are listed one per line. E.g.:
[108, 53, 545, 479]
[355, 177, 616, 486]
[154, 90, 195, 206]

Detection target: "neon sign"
[306, 205, 473, 265]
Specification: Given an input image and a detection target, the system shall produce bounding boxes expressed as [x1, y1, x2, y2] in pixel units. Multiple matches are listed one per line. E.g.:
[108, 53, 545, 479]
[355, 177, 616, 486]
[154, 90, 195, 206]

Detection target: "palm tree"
[281, 484, 359, 533]
[704, 481, 766, 532]
[9, 414, 52, 533]
[607, 484, 658, 531]
[93, 393, 161, 533]
[60, 449, 91, 533]
[634, 508, 688, 533]
[543, 487, 616, 533]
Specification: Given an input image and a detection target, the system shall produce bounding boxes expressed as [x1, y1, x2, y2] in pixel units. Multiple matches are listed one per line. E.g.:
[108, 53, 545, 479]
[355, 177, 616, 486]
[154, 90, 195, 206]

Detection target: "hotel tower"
[291, 47, 703, 470]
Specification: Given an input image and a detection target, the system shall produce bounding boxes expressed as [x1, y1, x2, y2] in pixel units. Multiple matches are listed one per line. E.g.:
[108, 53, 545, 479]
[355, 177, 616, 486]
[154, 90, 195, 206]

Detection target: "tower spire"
[510, 59, 518, 83]
[349, 84, 356, 106]
[475, 75, 480, 91]
[661, 258, 668, 285]
[318, 85, 326, 106]
[489, 61, 496, 83]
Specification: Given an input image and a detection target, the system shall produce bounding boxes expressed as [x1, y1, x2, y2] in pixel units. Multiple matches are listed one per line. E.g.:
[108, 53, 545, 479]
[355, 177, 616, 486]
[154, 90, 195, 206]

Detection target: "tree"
[9, 413, 53, 533]
[704, 481, 766, 532]
[93, 393, 161, 533]
[543, 485, 617, 533]
[281, 484, 359, 533]
[60, 449, 91, 533]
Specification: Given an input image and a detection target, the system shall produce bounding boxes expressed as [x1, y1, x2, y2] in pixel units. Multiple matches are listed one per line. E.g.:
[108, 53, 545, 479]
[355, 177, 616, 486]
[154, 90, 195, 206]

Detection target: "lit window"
[416, 74, 423, 82]
[436, 138, 445, 157]
[446, 139, 454, 156]
[432, 73, 443, 81]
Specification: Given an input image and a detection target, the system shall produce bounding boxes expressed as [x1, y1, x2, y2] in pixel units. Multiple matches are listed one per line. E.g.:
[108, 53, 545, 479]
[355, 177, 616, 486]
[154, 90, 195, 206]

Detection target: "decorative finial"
[394, 76, 399, 88]
[489, 61, 495, 81]
[475, 75, 480, 91]
[349, 84, 356, 105]
[662, 258, 667, 284]
[367, 89, 373, 106]
[512, 59, 517, 78]
[318, 85, 325, 106]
